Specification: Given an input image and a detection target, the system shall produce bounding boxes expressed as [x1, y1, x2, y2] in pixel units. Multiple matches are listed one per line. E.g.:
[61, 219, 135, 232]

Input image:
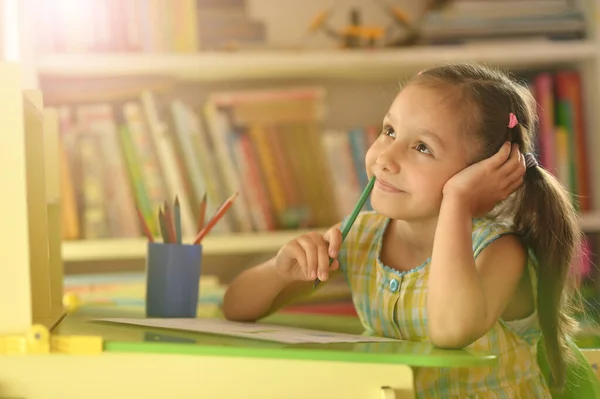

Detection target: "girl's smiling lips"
[375, 178, 405, 194]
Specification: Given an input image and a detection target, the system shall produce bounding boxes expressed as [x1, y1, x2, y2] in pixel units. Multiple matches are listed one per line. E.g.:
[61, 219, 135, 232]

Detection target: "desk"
[0, 305, 497, 399]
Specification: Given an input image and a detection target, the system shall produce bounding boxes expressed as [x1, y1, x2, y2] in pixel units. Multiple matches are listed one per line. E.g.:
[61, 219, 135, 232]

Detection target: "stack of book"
[419, 0, 585, 44]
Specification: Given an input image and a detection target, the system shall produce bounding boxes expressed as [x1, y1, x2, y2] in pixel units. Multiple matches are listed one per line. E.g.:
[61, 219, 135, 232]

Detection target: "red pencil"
[135, 206, 154, 242]
[193, 192, 238, 245]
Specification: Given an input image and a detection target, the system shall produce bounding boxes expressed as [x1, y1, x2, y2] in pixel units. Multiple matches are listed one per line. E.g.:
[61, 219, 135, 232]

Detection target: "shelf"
[62, 212, 600, 262]
[580, 211, 600, 232]
[36, 40, 598, 81]
[61, 229, 317, 262]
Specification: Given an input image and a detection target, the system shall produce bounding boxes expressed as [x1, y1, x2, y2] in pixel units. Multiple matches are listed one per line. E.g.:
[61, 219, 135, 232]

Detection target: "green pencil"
[313, 176, 376, 288]
[174, 196, 182, 244]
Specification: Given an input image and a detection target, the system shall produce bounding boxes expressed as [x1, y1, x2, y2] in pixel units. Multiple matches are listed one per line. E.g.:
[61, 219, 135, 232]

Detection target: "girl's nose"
[376, 148, 400, 174]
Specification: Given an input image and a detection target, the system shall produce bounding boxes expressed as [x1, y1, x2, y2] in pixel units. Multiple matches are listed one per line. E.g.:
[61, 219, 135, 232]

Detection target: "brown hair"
[412, 63, 583, 389]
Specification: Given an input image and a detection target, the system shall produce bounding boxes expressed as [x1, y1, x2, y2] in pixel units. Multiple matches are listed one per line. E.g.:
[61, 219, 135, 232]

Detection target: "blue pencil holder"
[145, 242, 202, 318]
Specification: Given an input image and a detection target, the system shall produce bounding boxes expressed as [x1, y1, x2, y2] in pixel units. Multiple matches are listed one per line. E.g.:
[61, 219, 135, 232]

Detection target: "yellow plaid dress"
[337, 211, 551, 398]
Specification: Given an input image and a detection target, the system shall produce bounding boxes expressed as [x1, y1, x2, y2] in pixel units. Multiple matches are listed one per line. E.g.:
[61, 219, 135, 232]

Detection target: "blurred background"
[2, 0, 600, 340]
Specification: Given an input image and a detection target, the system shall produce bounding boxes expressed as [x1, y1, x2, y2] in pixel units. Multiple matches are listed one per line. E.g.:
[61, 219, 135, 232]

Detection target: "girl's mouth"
[376, 178, 404, 194]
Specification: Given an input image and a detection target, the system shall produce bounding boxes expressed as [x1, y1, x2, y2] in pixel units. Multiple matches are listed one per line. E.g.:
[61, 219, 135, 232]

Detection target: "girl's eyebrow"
[385, 112, 445, 149]
[417, 128, 445, 150]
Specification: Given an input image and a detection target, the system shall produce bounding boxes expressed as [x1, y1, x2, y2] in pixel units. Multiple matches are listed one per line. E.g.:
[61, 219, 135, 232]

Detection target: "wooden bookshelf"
[16, 0, 600, 267]
[35, 40, 598, 81]
[61, 213, 600, 263]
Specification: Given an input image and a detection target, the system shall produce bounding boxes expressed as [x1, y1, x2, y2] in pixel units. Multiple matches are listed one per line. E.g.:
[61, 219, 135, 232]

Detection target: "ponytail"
[413, 61, 583, 388]
[512, 165, 583, 389]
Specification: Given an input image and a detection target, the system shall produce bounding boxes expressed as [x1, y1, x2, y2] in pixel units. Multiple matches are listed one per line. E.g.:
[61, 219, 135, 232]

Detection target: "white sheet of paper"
[98, 317, 399, 344]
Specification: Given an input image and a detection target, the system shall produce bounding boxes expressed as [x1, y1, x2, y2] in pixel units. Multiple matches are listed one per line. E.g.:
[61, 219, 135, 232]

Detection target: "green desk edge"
[54, 305, 497, 368]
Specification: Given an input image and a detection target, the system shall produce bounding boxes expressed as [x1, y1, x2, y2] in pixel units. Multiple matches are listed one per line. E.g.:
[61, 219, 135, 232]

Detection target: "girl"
[222, 63, 582, 398]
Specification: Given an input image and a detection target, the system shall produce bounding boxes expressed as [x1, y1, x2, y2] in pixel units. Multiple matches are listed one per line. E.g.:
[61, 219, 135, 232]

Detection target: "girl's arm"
[221, 258, 314, 322]
[222, 223, 343, 322]
[427, 194, 528, 348]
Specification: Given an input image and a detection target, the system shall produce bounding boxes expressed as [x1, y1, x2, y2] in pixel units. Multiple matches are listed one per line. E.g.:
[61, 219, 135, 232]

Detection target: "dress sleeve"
[472, 218, 516, 259]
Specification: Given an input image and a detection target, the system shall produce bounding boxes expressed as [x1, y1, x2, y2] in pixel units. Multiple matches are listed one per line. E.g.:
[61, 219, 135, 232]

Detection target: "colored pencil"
[158, 209, 168, 243]
[193, 192, 238, 245]
[135, 206, 154, 242]
[197, 192, 207, 233]
[313, 176, 375, 288]
[174, 196, 182, 244]
[163, 201, 176, 244]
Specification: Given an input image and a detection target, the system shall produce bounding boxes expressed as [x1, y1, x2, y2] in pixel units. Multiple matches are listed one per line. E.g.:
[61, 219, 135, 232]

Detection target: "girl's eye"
[382, 125, 396, 138]
[415, 143, 432, 155]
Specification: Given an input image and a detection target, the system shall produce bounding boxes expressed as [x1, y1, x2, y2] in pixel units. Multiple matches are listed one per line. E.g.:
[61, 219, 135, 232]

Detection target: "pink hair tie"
[508, 113, 518, 128]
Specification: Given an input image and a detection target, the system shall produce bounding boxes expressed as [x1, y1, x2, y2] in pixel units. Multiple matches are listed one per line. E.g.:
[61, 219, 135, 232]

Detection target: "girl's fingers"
[297, 235, 318, 280]
[504, 161, 526, 188]
[308, 232, 331, 282]
[519, 151, 526, 170]
[499, 144, 522, 176]
[486, 141, 512, 169]
[324, 227, 342, 258]
[289, 229, 343, 282]
[330, 259, 339, 271]
[506, 177, 524, 196]
[285, 241, 309, 280]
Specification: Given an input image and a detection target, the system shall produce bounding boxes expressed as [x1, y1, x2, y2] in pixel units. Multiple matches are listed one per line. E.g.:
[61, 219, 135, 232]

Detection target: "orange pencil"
[193, 192, 238, 244]
[135, 206, 154, 242]
[197, 192, 207, 233]
[163, 200, 176, 244]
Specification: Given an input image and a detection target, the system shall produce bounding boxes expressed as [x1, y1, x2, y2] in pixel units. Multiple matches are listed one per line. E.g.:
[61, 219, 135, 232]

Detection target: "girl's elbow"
[221, 304, 257, 323]
[221, 292, 256, 322]
[428, 323, 481, 349]
[221, 304, 240, 321]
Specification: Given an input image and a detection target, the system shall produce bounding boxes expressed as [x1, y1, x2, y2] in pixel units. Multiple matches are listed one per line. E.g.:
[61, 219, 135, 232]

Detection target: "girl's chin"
[371, 201, 411, 220]
[371, 198, 438, 221]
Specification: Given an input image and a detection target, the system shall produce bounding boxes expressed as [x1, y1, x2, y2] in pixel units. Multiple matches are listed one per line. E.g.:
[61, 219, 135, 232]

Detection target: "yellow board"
[0, 63, 64, 334]
[0, 353, 414, 399]
[0, 63, 32, 334]
[23, 90, 52, 329]
[43, 107, 65, 327]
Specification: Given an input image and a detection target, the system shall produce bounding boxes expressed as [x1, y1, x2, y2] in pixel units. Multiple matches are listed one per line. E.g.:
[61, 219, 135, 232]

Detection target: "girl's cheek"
[365, 148, 377, 177]
[365, 142, 380, 163]
[366, 168, 374, 179]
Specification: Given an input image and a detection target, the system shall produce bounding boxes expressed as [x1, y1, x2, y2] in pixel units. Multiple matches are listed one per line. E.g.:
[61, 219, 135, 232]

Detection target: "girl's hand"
[273, 227, 342, 283]
[442, 142, 526, 217]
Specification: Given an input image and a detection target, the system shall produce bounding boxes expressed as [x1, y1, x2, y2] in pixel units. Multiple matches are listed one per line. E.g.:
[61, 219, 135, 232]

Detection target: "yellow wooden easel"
[0, 62, 63, 334]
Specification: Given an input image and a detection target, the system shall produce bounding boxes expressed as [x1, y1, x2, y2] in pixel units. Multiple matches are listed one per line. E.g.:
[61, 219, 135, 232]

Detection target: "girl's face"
[365, 84, 471, 221]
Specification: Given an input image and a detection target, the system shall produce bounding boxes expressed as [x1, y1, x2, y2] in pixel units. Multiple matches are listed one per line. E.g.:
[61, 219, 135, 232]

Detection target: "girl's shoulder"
[471, 217, 518, 257]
